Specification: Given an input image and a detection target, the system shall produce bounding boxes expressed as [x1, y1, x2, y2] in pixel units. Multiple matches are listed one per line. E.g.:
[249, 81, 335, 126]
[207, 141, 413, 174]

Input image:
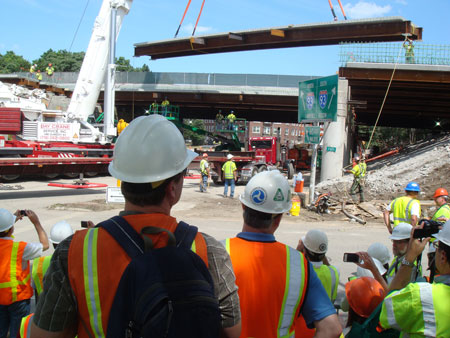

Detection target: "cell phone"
[20, 210, 27, 216]
[81, 221, 89, 228]
[343, 253, 361, 263]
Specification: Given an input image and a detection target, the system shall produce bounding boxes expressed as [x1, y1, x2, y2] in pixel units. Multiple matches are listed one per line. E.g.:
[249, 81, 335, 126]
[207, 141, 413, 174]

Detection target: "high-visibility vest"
[31, 255, 52, 296]
[20, 313, 33, 338]
[314, 264, 339, 302]
[227, 114, 236, 122]
[36, 73, 42, 81]
[390, 196, 421, 227]
[0, 239, 32, 305]
[29, 66, 35, 73]
[380, 281, 450, 337]
[222, 160, 236, 179]
[432, 204, 450, 221]
[67, 214, 209, 338]
[45, 66, 54, 75]
[387, 255, 421, 284]
[351, 162, 367, 178]
[224, 237, 308, 338]
[200, 159, 208, 175]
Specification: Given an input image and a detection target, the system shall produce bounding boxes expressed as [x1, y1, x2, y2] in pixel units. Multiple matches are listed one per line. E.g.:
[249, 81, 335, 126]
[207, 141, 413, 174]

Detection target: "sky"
[1, 0, 449, 77]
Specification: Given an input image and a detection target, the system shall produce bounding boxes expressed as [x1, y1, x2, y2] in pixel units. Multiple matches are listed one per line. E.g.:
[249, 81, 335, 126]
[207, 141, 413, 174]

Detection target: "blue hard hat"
[405, 182, 420, 192]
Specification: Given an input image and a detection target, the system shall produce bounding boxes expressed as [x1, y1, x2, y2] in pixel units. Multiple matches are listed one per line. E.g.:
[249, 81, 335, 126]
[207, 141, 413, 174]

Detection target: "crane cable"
[174, 0, 192, 38]
[366, 36, 409, 150]
[192, 0, 206, 36]
[69, 0, 90, 52]
[336, 0, 347, 20]
[327, 0, 338, 21]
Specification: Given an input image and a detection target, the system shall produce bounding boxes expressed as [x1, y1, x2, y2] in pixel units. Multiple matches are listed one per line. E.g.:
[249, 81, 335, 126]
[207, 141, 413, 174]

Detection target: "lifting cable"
[328, 0, 338, 21]
[174, 0, 192, 38]
[69, 0, 90, 52]
[336, 0, 347, 20]
[192, 0, 206, 36]
[366, 36, 410, 150]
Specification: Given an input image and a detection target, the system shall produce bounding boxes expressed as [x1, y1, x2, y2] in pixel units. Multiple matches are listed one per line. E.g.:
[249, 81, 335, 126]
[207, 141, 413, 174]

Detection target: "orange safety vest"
[224, 237, 308, 338]
[0, 239, 32, 305]
[68, 213, 208, 338]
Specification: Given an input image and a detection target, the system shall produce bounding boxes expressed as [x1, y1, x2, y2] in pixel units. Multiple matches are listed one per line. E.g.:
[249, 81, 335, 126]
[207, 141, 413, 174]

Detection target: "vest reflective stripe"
[20, 313, 33, 338]
[190, 234, 208, 268]
[432, 204, 450, 221]
[391, 196, 420, 226]
[383, 294, 401, 331]
[359, 163, 367, 177]
[222, 161, 235, 179]
[83, 229, 105, 338]
[32, 256, 51, 296]
[278, 246, 306, 337]
[0, 241, 32, 305]
[419, 283, 436, 337]
[200, 159, 208, 175]
[313, 265, 338, 301]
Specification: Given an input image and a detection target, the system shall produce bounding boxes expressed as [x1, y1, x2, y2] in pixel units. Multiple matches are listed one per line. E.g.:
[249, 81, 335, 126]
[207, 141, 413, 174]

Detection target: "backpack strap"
[175, 221, 209, 268]
[97, 216, 145, 259]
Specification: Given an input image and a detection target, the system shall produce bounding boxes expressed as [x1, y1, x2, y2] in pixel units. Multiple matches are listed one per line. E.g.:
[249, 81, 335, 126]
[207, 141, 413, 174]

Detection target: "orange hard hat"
[202, 153, 208, 157]
[433, 188, 448, 199]
[49, 63, 52, 66]
[345, 277, 385, 318]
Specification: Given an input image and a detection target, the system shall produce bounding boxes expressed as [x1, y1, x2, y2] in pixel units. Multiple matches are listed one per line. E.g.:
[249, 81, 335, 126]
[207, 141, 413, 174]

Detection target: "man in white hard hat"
[31, 115, 241, 337]
[222, 153, 237, 198]
[0, 209, 49, 338]
[379, 220, 450, 336]
[386, 222, 421, 284]
[224, 170, 342, 337]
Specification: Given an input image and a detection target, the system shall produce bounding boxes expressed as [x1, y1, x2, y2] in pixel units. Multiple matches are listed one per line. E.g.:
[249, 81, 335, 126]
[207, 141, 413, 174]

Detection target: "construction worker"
[161, 96, 170, 116]
[403, 37, 415, 64]
[227, 110, 236, 130]
[200, 153, 210, 193]
[383, 181, 421, 234]
[386, 222, 421, 285]
[379, 220, 450, 336]
[30, 115, 241, 337]
[29, 64, 37, 78]
[222, 154, 237, 198]
[0, 209, 49, 338]
[343, 277, 386, 336]
[295, 229, 340, 337]
[344, 154, 367, 203]
[223, 170, 342, 337]
[20, 221, 73, 338]
[431, 187, 450, 222]
[149, 100, 158, 114]
[45, 63, 54, 77]
[216, 110, 224, 130]
[116, 119, 129, 135]
[36, 70, 42, 82]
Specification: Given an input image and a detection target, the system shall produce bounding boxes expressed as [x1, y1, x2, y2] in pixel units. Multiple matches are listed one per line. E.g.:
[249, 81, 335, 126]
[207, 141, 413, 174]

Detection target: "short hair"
[242, 205, 279, 229]
[121, 171, 184, 207]
[304, 247, 326, 262]
[0, 229, 10, 238]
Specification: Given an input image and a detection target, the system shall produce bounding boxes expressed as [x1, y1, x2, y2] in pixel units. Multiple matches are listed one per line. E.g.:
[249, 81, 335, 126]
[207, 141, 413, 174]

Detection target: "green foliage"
[0, 51, 30, 73]
[115, 57, 150, 72]
[33, 49, 85, 72]
[183, 119, 206, 146]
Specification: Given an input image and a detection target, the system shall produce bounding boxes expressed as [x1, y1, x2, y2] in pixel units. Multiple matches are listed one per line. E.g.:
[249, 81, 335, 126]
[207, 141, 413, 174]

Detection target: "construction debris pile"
[0, 81, 47, 110]
[313, 134, 450, 223]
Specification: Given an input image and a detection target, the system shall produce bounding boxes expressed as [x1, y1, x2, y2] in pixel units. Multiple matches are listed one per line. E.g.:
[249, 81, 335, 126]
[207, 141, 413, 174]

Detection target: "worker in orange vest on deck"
[223, 170, 342, 338]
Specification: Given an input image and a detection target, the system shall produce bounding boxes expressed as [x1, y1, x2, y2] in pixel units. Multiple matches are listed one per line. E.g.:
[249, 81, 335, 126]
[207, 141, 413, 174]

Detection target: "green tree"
[183, 119, 206, 146]
[139, 64, 150, 72]
[34, 49, 85, 72]
[0, 51, 30, 73]
[115, 57, 150, 72]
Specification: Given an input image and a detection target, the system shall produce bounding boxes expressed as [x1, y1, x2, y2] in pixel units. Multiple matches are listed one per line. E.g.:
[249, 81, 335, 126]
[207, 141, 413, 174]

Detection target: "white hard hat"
[49, 221, 74, 244]
[434, 219, 450, 247]
[302, 229, 328, 254]
[109, 115, 198, 183]
[227, 154, 234, 160]
[389, 223, 412, 240]
[367, 242, 390, 265]
[0, 209, 15, 232]
[356, 258, 387, 278]
[239, 170, 291, 214]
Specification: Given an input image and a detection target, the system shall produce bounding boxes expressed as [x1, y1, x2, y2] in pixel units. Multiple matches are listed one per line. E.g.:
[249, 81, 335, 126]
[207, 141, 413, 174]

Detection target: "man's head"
[49, 220, 73, 249]
[433, 188, 448, 207]
[202, 153, 208, 158]
[354, 154, 360, 162]
[301, 229, 328, 262]
[239, 170, 291, 231]
[405, 182, 420, 198]
[109, 115, 197, 208]
[390, 222, 412, 256]
[434, 220, 450, 274]
[0, 209, 15, 237]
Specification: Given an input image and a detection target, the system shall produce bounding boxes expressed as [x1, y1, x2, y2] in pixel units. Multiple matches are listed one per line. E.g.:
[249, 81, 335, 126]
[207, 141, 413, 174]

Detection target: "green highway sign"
[304, 126, 321, 144]
[298, 75, 338, 123]
[326, 146, 336, 152]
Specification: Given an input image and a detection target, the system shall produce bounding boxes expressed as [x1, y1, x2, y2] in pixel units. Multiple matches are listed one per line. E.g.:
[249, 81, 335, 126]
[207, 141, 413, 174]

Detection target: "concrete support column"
[321, 79, 349, 182]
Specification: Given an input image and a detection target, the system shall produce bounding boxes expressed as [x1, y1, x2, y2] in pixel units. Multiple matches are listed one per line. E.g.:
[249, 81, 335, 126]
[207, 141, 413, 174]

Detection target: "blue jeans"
[0, 299, 30, 338]
[200, 174, 208, 192]
[224, 179, 235, 197]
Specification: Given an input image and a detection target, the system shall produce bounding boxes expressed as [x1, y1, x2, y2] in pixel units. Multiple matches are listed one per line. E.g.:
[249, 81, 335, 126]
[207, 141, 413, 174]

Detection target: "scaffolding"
[339, 42, 450, 66]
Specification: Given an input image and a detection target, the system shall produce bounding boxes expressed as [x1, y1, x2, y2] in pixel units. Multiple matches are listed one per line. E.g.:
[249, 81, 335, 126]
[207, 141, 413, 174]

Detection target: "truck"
[0, 0, 133, 180]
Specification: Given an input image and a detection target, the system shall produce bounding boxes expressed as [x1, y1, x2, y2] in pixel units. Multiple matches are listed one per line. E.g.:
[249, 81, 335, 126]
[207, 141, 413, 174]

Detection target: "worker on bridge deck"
[227, 111, 236, 131]
[45, 63, 54, 77]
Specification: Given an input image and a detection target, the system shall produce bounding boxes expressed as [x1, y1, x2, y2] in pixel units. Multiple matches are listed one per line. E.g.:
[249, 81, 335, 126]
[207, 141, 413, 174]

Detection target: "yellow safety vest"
[432, 204, 450, 221]
[313, 264, 339, 302]
[36, 73, 42, 81]
[350, 162, 367, 178]
[222, 160, 236, 179]
[380, 280, 450, 337]
[200, 159, 208, 175]
[390, 196, 421, 227]
[31, 255, 52, 296]
[45, 66, 54, 75]
[387, 255, 421, 284]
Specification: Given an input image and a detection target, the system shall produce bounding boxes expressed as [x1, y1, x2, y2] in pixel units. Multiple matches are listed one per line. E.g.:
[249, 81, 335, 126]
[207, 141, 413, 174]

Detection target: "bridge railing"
[339, 42, 450, 66]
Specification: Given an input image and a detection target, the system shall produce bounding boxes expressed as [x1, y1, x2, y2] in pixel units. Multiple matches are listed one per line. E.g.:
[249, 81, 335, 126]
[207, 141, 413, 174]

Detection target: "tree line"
[0, 49, 150, 74]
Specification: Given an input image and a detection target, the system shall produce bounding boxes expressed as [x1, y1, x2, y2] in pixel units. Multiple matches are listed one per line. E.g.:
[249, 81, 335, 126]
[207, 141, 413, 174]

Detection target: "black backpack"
[97, 216, 221, 338]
